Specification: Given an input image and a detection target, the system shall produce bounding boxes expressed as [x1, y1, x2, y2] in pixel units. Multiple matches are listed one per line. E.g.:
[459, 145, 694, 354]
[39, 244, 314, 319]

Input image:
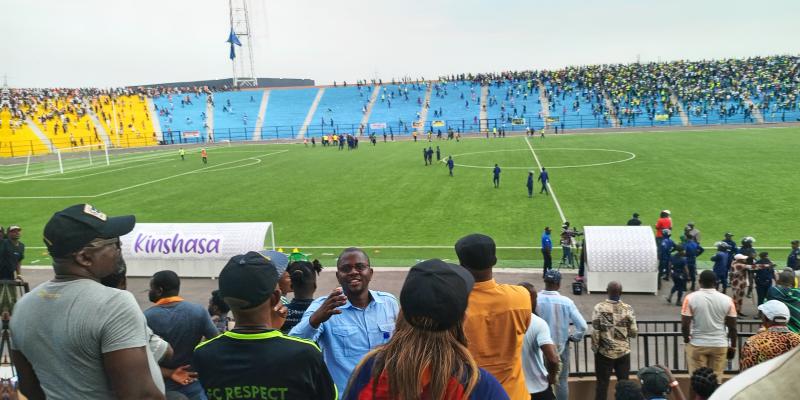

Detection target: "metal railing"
[567, 320, 761, 377]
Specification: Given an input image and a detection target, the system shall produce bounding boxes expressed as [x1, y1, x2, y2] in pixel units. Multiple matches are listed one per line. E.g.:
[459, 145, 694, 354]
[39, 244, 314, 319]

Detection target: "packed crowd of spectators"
[5, 204, 800, 400]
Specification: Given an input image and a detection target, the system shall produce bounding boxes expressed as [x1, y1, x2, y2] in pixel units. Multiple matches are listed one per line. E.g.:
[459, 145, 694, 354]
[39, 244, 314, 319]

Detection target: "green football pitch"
[2, 126, 798, 268]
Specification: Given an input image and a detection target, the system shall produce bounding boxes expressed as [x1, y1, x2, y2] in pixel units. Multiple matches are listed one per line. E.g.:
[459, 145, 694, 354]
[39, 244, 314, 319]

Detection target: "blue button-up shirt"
[289, 290, 399, 398]
[536, 290, 587, 354]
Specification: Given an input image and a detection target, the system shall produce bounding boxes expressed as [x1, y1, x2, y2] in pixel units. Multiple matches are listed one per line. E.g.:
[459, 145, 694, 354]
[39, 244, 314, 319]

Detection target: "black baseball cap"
[43, 204, 135, 258]
[400, 259, 474, 331]
[219, 251, 279, 310]
[455, 233, 497, 270]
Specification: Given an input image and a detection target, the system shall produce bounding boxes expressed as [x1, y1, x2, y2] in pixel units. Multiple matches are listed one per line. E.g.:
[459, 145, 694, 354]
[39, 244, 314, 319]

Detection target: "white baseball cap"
[758, 300, 790, 322]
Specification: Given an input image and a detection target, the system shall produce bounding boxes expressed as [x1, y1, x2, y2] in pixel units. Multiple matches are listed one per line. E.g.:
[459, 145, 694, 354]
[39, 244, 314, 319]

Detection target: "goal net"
[25, 143, 110, 176]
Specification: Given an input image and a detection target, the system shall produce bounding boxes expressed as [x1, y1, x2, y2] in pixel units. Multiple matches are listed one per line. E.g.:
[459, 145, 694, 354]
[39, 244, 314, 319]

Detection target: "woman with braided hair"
[279, 259, 322, 334]
[690, 367, 718, 399]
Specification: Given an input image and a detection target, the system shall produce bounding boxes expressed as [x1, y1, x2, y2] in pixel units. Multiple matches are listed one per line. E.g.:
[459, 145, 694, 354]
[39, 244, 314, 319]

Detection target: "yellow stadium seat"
[0, 108, 50, 157]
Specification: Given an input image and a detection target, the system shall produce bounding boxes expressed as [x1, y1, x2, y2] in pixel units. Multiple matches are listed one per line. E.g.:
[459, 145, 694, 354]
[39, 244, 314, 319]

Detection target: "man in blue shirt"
[493, 164, 501, 188]
[538, 168, 550, 195]
[666, 245, 689, 306]
[711, 242, 731, 294]
[537, 270, 587, 400]
[541, 227, 553, 273]
[145, 270, 220, 400]
[290, 247, 399, 398]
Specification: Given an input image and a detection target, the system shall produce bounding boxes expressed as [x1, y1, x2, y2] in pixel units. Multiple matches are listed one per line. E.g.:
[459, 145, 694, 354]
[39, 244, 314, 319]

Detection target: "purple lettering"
[185, 239, 197, 253]
[131, 233, 223, 255]
[134, 233, 146, 253]
[207, 239, 220, 254]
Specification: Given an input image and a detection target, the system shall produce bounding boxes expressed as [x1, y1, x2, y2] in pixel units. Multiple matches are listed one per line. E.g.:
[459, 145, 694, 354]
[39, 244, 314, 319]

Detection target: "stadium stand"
[0, 108, 48, 157]
[367, 83, 426, 136]
[152, 92, 208, 144]
[3, 55, 799, 157]
[212, 90, 262, 140]
[308, 86, 368, 136]
[261, 87, 318, 138]
[427, 80, 482, 133]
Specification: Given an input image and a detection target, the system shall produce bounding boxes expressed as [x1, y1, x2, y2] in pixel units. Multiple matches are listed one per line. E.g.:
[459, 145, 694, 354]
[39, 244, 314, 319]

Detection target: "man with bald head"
[766, 269, 800, 333]
[591, 281, 638, 400]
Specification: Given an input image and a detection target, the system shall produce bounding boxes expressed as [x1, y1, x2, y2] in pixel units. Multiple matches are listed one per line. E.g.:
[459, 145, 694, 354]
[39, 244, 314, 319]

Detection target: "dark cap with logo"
[400, 259, 475, 331]
[43, 204, 135, 258]
[219, 251, 280, 310]
[454, 233, 497, 270]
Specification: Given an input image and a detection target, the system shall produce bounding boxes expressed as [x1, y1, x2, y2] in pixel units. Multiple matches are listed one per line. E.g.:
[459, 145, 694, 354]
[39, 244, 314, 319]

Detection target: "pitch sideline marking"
[0, 150, 288, 200]
[525, 136, 567, 223]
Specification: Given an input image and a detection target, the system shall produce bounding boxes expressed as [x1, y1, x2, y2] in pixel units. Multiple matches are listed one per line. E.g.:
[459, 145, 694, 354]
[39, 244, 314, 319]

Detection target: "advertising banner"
[121, 222, 274, 277]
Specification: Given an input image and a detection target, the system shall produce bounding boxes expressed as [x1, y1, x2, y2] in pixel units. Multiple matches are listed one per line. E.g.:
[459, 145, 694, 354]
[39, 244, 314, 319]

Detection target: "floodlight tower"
[229, 0, 258, 87]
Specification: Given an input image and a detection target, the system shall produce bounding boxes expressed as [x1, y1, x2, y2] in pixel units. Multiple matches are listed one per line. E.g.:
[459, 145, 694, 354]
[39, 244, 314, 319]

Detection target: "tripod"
[0, 279, 30, 399]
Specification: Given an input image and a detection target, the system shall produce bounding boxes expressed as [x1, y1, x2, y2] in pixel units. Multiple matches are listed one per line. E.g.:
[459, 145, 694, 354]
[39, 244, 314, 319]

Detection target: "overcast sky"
[2, 0, 799, 88]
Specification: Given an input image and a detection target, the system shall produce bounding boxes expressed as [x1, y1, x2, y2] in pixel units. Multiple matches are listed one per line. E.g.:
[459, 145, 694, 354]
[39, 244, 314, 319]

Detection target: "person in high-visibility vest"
[179, 148, 185, 161]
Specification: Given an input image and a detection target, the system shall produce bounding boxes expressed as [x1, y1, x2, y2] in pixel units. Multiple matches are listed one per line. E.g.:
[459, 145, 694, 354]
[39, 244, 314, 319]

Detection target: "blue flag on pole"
[227, 27, 242, 60]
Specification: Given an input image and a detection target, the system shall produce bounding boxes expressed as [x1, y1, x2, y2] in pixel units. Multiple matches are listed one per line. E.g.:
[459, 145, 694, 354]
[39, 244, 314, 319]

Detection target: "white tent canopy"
[584, 226, 658, 294]
[121, 222, 275, 278]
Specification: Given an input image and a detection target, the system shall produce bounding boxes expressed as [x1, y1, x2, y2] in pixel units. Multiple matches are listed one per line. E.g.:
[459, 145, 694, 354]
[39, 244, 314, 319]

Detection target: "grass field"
[2, 126, 798, 267]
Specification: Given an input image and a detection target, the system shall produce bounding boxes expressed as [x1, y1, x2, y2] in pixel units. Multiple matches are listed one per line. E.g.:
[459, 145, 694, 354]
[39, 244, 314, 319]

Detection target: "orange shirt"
[463, 279, 532, 400]
[201, 149, 207, 157]
[655, 217, 672, 238]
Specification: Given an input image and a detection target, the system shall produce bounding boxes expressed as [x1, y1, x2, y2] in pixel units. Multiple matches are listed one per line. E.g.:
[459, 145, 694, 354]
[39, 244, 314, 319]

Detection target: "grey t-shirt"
[11, 279, 165, 399]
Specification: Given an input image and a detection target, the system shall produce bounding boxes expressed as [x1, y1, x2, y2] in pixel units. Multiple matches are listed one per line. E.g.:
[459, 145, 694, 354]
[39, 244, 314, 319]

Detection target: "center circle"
[446, 148, 636, 169]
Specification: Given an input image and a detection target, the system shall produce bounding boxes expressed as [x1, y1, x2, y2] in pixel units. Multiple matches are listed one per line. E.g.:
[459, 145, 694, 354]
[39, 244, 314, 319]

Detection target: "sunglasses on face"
[85, 237, 121, 250]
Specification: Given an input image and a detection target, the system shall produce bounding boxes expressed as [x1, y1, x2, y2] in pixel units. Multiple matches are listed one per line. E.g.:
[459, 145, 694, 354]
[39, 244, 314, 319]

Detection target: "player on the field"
[179, 148, 185, 161]
[201, 148, 208, 165]
[493, 164, 501, 188]
[447, 156, 454, 177]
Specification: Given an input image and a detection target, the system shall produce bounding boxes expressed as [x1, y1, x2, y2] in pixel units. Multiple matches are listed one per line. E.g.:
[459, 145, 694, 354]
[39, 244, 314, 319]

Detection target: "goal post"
[25, 143, 110, 176]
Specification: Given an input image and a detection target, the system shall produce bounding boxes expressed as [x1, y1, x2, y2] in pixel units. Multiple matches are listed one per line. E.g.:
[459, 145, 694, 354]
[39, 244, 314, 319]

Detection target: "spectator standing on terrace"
[541, 227, 553, 273]
[11, 204, 165, 400]
[280, 259, 323, 334]
[344, 259, 509, 400]
[455, 233, 531, 399]
[145, 270, 219, 400]
[681, 270, 738, 379]
[591, 281, 638, 400]
[518, 282, 560, 400]
[739, 300, 800, 370]
[788, 240, 800, 271]
[767, 269, 800, 333]
[207, 290, 231, 333]
[627, 213, 642, 226]
[493, 164, 502, 188]
[537, 270, 587, 400]
[193, 252, 337, 400]
[538, 168, 549, 195]
[0, 225, 23, 280]
[290, 247, 399, 398]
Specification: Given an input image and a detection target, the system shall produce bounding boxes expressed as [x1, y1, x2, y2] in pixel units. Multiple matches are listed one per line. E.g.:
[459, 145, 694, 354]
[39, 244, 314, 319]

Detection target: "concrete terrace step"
[298, 88, 325, 139]
[85, 107, 113, 147]
[144, 98, 163, 142]
[416, 83, 433, 134]
[253, 90, 270, 140]
[744, 98, 765, 123]
[479, 85, 489, 133]
[359, 85, 381, 135]
[671, 93, 690, 126]
[538, 82, 551, 123]
[602, 93, 620, 127]
[24, 117, 55, 152]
